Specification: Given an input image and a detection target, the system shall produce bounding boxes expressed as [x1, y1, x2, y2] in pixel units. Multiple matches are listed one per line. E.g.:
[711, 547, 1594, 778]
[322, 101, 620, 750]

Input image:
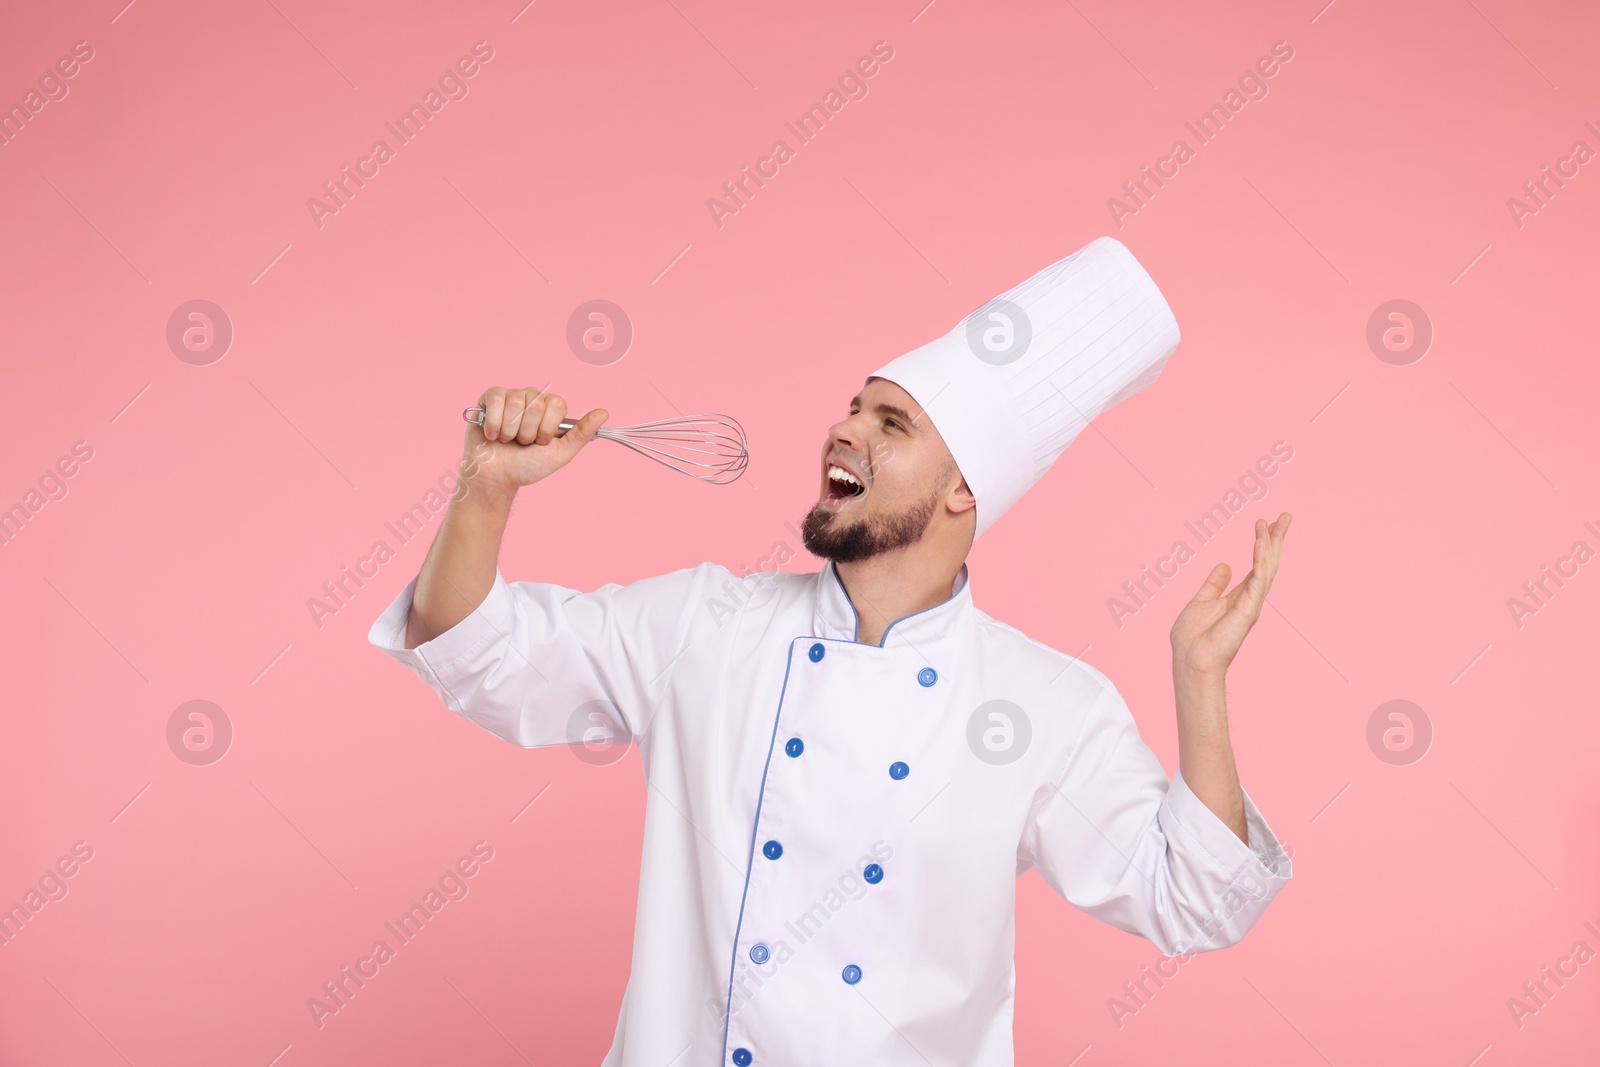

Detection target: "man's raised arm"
[404, 386, 607, 649]
[370, 386, 728, 751]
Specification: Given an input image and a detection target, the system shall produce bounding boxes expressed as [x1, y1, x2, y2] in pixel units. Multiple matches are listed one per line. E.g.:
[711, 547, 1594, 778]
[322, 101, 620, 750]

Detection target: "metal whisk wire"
[462, 407, 749, 485]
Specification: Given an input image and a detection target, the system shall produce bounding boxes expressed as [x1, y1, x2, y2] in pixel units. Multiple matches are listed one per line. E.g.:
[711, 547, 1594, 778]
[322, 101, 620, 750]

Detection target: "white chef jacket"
[368, 558, 1292, 1066]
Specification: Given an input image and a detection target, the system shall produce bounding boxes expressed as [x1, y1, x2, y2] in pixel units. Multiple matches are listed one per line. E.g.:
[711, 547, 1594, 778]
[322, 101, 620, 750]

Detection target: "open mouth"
[823, 462, 867, 506]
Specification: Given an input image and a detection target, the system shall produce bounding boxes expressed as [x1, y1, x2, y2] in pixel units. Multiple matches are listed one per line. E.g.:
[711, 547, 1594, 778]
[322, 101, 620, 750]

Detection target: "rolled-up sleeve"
[1019, 680, 1292, 956]
[366, 563, 727, 749]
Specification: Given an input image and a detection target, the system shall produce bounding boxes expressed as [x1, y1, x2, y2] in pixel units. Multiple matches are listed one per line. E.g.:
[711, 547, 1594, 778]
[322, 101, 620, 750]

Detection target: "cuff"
[366, 570, 518, 681]
[1161, 767, 1293, 894]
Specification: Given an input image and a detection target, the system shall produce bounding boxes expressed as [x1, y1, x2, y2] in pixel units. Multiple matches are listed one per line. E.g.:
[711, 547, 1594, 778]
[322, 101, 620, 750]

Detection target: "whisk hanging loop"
[462, 406, 749, 485]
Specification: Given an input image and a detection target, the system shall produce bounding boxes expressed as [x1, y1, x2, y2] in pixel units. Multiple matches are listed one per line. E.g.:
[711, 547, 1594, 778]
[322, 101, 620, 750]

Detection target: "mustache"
[825, 441, 897, 479]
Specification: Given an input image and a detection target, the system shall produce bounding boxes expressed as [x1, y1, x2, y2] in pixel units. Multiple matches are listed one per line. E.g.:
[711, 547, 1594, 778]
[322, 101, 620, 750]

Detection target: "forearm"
[405, 479, 518, 649]
[1172, 664, 1248, 843]
[398, 387, 608, 650]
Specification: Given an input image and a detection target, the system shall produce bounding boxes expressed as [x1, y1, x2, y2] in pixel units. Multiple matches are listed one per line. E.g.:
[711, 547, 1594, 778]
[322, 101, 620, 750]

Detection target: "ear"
[945, 472, 977, 516]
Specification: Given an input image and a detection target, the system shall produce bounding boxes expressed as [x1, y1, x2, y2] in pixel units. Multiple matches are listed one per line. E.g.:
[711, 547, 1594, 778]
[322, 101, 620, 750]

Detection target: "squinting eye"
[886, 419, 903, 430]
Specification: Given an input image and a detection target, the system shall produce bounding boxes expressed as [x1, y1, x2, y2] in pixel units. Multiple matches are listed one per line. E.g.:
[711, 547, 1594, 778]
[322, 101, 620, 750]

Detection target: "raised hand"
[1170, 512, 1292, 676]
[465, 386, 608, 495]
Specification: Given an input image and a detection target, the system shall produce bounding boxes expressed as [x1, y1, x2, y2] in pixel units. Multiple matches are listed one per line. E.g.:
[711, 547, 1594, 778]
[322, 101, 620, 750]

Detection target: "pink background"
[3, 0, 1597, 1063]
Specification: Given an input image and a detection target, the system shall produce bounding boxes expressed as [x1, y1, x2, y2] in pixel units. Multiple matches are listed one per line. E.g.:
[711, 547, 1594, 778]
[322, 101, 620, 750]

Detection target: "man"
[369, 236, 1294, 1065]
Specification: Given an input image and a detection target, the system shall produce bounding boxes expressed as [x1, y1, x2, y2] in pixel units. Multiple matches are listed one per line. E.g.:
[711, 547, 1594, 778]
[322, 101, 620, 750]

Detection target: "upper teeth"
[829, 465, 862, 488]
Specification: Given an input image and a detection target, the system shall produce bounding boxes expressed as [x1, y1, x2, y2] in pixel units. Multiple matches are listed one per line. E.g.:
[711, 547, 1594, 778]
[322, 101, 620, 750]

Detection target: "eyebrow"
[850, 395, 921, 429]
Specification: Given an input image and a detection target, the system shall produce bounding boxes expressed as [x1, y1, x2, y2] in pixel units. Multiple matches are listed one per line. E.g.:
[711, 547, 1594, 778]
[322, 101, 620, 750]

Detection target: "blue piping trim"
[719, 565, 968, 1055]
[828, 563, 861, 642]
[720, 637, 800, 1059]
[828, 562, 963, 646]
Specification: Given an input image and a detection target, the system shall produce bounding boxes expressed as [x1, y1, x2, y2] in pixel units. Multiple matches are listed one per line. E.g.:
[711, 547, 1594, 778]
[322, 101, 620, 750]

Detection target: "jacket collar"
[811, 559, 975, 649]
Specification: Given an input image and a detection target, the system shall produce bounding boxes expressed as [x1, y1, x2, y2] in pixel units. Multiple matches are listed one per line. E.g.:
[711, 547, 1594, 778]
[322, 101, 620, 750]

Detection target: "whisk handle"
[462, 406, 576, 435]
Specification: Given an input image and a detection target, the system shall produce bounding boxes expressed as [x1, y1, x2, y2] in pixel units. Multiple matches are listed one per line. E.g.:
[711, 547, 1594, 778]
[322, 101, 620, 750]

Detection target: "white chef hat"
[866, 236, 1181, 539]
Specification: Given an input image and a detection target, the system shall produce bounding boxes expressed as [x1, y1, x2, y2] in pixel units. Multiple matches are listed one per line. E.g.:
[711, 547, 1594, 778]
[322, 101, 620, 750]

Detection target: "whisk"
[462, 406, 749, 485]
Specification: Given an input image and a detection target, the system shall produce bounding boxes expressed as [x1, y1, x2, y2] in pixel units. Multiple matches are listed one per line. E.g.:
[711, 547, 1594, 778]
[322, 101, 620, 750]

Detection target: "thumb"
[1193, 562, 1230, 602]
[560, 407, 609, 456]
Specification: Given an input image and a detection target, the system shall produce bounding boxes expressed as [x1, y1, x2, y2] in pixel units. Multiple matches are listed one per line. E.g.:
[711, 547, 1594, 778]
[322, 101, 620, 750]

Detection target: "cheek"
[869, 468, 915, 509]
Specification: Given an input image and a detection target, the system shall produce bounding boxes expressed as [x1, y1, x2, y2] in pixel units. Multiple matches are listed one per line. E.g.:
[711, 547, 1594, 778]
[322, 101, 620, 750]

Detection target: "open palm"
[1171, 512, 1292, 675]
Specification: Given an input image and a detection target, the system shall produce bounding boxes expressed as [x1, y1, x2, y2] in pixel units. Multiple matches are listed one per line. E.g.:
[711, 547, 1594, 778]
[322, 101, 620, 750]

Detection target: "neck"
[835, 548, 963, 646]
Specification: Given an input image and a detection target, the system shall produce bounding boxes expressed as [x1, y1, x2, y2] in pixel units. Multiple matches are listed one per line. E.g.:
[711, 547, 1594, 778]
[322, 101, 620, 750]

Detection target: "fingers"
[1240, 513, 1290, 604]
[1254, 518, 1272, 569]
[532, 393, 569, 445]
[505, 388, 544, 445]
[504, 387, 547, 443]
[478, 387, 571, 444]
[1260, 512, 1291, 570]
[479, 387, 507, 441]
[1267, 512, 1292, 547]
[478, 386, 539, 442]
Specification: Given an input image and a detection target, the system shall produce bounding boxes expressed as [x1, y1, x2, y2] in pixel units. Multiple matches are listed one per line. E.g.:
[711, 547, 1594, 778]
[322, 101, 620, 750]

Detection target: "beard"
[801, 489, 939, 563]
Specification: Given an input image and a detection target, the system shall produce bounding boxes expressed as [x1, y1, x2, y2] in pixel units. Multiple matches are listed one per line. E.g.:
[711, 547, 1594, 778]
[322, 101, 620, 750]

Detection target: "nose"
[827, 412, 871, 460]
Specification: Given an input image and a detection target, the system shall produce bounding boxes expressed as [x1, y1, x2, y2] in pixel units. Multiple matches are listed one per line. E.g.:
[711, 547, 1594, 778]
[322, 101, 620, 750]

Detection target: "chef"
[369, 235, 1294, 1065]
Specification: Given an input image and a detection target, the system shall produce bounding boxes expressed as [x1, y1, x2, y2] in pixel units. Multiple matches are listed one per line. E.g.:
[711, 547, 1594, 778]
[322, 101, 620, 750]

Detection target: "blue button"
[841, 964, 862, 985]
[749, 942, 770, 964]
[809, 642, 826, 662]
[918, 667, 937, 687]
[863, 863, 883, 884]
[733, 1049, 753, 1066]
[889, 761, 910, 780]
[785, 737, 804, 758]
[763, 839, 783, 860]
